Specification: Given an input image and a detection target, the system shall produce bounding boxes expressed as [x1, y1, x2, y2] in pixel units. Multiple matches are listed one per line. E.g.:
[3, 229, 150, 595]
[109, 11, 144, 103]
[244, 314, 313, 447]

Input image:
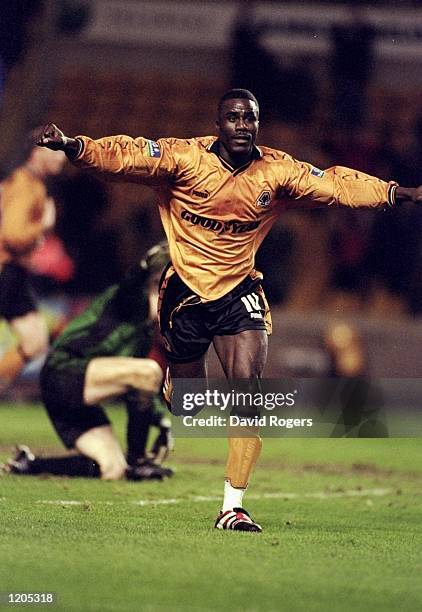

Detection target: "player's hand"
[413, 186, 422, 204]
[35, 123, 69, 151]
[395, 185, 422, 205]
[35, 123, 82, 158]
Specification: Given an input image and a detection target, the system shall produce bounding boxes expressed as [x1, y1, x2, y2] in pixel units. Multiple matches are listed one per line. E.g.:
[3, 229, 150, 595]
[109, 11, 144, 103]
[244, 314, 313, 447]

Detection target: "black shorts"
[0, 262, 37, 320]
[40, 361, 110, 449]
[158, 267, 272, 364]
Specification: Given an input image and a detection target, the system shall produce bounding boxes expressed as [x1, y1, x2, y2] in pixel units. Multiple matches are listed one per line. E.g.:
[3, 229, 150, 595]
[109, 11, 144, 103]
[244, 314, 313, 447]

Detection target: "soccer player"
[5, 243, 173, 481]
[35, 89, 422, 531]
[0, 145, 66, 392]
[324, 322, 387, 438]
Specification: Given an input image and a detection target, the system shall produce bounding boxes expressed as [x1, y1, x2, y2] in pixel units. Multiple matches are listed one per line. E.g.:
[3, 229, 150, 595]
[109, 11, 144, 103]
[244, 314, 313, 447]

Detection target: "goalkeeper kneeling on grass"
[4, 242, 174, 481]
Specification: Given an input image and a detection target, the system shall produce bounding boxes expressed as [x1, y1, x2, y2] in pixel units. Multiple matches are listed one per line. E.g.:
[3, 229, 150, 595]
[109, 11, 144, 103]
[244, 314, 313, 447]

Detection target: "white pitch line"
[32, 487, 393, 507]
[37, 500, 83, 506]
[134, 487, 393, 506]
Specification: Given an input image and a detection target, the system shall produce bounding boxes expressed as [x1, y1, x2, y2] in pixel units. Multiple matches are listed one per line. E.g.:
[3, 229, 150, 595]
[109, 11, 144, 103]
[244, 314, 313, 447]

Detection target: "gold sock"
[225, 427, 262, 488]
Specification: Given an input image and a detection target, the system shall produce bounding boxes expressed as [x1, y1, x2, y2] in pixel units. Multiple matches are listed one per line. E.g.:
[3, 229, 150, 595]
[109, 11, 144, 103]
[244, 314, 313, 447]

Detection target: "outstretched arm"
[281, 157, 422, 211]
[35, 124, 177, 184]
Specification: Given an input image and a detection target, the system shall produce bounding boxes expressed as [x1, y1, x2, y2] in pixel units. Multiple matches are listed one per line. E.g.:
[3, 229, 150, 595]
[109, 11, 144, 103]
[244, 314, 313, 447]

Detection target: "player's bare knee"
[131, 359, 163, 393]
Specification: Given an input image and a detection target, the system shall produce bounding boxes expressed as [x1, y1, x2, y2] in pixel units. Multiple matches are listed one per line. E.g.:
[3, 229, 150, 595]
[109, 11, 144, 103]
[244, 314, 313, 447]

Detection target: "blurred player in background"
[35, 89, 422, 531]
[324, 322, 387, 437]
[0, 144, 65, 393]
[4, 243, 173, 481]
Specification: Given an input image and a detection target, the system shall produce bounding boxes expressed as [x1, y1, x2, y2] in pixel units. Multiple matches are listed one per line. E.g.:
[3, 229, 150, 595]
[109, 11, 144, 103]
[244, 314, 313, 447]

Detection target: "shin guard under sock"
[225, 431, 262, 489]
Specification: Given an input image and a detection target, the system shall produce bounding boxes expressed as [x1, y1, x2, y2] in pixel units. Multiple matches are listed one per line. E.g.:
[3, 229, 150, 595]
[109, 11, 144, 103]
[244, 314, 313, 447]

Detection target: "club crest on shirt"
[146, 140, 161, 158]
[256, 190, 272, 207]
[311, 167, 325, 178]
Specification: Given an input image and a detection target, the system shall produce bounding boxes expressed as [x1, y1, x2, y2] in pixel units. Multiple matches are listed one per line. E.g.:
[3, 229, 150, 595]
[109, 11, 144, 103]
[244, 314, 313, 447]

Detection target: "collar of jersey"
[207, 140, 262, 174]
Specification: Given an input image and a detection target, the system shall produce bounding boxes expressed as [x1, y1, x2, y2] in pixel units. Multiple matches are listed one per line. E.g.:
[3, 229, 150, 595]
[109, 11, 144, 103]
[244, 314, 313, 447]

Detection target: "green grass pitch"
[1, 402, 421, 612]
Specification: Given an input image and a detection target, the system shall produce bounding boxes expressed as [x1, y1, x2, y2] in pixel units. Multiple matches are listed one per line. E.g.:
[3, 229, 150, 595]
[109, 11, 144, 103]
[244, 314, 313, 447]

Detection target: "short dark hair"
[217, 89, 259, 115]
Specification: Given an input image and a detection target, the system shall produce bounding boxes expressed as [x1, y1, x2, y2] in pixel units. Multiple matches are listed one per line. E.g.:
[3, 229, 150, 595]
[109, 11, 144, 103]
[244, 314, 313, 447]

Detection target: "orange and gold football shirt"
[74, 135, 396, 301]
[0, 167, 48, 265]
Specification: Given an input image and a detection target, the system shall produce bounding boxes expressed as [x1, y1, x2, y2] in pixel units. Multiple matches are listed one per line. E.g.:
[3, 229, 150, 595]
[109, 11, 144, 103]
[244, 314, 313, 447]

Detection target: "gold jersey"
[0, 167, 48, 265]
[74, 134, 396, 301]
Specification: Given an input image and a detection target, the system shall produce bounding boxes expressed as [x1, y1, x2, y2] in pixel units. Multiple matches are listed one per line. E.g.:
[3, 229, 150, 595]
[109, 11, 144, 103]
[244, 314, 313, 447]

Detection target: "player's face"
[216, 98, 259, 165]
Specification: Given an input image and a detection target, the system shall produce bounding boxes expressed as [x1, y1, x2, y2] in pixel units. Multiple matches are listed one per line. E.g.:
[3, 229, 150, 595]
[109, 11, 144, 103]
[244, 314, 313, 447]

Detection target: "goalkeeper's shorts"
[40, 362, 110, 449]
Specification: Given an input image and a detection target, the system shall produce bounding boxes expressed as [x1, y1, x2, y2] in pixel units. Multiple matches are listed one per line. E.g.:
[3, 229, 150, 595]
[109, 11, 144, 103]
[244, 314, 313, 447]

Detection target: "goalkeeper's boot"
[3, 445, 35, 474]
[214, 507, 262, 532]
[126, 458, 171, 481]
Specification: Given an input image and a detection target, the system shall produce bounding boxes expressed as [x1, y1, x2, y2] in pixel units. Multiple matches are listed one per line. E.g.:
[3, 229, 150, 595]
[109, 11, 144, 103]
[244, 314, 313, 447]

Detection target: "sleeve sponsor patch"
[146, 140, 161, 158]
[311, 167, 325, 178]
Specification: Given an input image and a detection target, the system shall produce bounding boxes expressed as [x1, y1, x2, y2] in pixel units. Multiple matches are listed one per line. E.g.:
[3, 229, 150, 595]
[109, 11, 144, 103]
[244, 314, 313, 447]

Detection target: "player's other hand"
[35, 123, 68, 150]
[396, 185, 422, 205]
[414, 186, 422, 204]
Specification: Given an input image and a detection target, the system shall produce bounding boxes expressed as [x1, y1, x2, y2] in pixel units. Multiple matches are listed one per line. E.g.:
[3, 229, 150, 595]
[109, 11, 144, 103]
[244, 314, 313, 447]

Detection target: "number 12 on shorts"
[241, 293, 263, 319]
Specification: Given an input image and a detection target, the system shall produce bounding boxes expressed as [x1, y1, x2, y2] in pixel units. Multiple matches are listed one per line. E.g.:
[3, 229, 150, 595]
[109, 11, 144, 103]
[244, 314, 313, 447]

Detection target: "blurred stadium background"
[0, 0, 421, 393]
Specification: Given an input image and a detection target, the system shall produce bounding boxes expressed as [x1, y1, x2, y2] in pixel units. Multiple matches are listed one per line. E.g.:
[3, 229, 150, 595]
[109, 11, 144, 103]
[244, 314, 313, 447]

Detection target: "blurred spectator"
[330, 7, 375, 128]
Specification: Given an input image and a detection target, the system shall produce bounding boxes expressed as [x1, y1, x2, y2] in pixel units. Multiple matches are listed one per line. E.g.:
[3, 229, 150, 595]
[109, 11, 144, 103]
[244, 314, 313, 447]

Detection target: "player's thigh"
[83, 356, 162, 405]
[163, 356, 208, 415]
[158, 266, 211, 364]
[75, 424, 127, 480]
[169, 355, 208, 379]
[213, 329, 268, 378]
[210, 276, 270, 378]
